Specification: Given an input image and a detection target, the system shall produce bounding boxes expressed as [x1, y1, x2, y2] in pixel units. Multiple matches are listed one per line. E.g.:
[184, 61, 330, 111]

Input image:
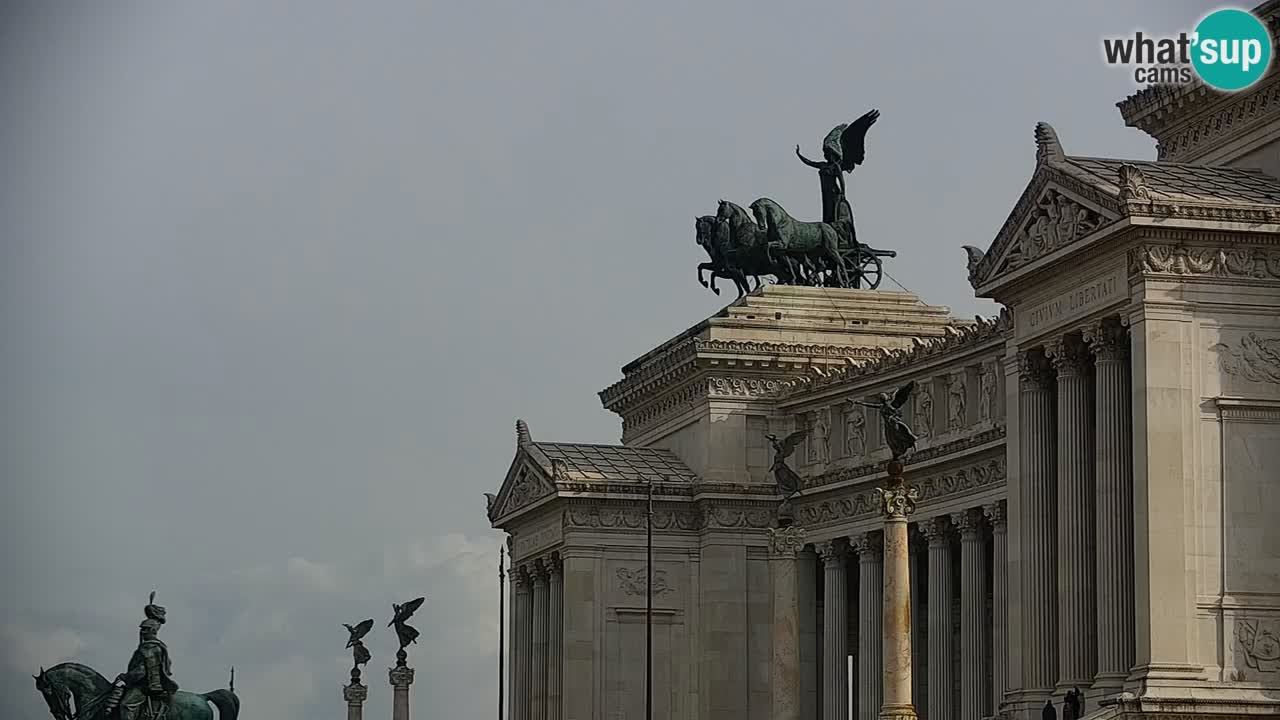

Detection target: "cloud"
[286, 557, 339, 592]
[0, 624, 87, 674]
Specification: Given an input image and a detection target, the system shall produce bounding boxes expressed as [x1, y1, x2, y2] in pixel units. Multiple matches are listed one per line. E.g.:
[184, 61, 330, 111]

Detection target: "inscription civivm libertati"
[1016, 263, 1127, 339]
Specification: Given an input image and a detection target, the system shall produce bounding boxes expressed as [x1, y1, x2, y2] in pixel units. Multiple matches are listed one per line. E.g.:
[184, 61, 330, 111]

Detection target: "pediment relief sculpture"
[1005, 189, 1103, 271]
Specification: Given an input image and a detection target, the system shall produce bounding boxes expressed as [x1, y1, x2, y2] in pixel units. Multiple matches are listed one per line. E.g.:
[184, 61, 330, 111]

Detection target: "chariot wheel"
[851, 252, 883, 290]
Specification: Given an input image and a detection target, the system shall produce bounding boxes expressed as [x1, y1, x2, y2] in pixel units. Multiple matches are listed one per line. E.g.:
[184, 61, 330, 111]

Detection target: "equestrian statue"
[696, 109, 898, 297]
[33, 591, 239, 720]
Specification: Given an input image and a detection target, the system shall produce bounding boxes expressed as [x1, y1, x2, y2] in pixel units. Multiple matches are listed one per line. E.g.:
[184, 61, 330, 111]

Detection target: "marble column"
[800, 548, 820, 720]
[344, 677, 368, 720]
[1046, 335, 1096, 691]
[771, 526, 808, 720]
[547, 556, 564, 720]
[877, 461, 919, 720]
[531, 562, 549, 720]
[1018, 349, 1058, 698]
[984, 501, 1009, 713]
[953, 509, 989, 720]
[854, 531, 885, 720]
[923, 517, 955, 720]
[909, 532, 928, 720]
[821, 539, 850, 720]
[389, 653, 415, 720]
[545, 556, 560, 717]
[1083, 319, 1135, 694]
[514, 566, 533, 720]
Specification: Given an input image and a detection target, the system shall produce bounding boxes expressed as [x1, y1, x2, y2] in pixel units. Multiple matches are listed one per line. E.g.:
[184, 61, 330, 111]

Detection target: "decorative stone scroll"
[1130, 244, 1280, 280]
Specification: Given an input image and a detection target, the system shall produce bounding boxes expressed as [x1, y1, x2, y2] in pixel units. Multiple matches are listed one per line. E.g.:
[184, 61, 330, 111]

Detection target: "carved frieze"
[616, 567, 675, 597]
[1130, 244, 1280, 280]
[1212, 333, 1280, 385]
[1235, 618, 1280, 674]
[801, 422, 1006, 492]
[795, 456, 1005, 527]
[565, 505, 702, 531]
[707, 376, 784, 398]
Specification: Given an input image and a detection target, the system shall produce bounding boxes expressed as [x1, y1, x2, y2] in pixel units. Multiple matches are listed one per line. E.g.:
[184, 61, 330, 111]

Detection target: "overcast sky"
[1, 1, 1213, 718]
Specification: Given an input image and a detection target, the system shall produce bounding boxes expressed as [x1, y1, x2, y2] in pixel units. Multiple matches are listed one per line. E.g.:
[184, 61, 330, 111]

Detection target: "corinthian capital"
[1045, 335, 1091, 377]
[768, 525, 807, 558]
[1017, 350, 1054, 390]
[1082, 318, 1128, 363]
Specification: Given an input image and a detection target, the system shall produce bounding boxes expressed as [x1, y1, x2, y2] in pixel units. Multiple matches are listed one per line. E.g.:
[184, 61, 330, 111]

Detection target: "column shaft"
[856, 532, 884, 720]
[985, 501, 1009, 713]
[1018, 350, 1058, 697]
[800, 548, 820, 720]
[924, 517, 955, 720]
[1085, 320, 1136, 693]
[771, 526, 807, 720]
[532, 564, 549, 720]
[954, 509, 989, 720]
[910, 534, 927, 720]
[878, 464, 919, 720]
[517, 569, 534, 720]
[548, 558, 564, 720]
[822, 541, 850, 720]
[1048, 336, 1097, 690]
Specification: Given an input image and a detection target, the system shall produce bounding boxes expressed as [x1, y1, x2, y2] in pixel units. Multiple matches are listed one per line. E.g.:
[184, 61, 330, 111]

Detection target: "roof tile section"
[1067, 157, 1280, 206]
[534, 442, 698, 483]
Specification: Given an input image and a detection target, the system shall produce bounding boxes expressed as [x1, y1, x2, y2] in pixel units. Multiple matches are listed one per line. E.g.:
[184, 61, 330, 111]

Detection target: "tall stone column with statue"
[343, 618, 374, 720]
[388, 596, 425, 720]
[867, 382, 921, 720]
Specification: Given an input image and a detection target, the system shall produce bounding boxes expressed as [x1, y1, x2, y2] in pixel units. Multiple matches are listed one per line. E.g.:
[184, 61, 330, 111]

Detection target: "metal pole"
[499, 544, 506, 720]
[646, 478, 654, 720]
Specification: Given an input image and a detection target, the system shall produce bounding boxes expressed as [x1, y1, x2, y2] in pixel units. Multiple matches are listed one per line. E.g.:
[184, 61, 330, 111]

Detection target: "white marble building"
[488, 6, 1280, 720]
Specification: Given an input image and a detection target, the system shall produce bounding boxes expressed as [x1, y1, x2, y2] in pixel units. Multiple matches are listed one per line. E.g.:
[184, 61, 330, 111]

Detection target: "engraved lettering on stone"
[616, 567, 675, 597]
[1236, 619, 1280, 673]
[947, 372, 966, 432]
[1016, 264, 1125, 338]
[1211, 333, 1280, 385]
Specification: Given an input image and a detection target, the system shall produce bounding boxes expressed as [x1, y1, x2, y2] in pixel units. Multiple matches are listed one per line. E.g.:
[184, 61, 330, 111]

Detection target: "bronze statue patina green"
[695, 110, 897, 296]
[343, 618, 374, 681]
[854, 381, 918, 459]
[33, 592, 239, 720]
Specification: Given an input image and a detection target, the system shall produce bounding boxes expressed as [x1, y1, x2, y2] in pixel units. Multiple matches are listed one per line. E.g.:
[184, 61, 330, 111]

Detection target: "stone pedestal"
[876, 461, 919, 720]
[389, 651, 415, 720]
[344, 673, 368, 720]
[770, 525, 807, 720]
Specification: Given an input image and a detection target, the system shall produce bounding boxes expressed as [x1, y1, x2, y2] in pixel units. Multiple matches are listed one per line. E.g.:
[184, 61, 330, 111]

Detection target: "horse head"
[34, 666, 74, 720]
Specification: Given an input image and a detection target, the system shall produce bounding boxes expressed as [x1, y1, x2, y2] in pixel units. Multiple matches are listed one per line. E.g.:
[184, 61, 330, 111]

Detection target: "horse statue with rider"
[33, 591, 239, 720]
[696, 109, 898, 298]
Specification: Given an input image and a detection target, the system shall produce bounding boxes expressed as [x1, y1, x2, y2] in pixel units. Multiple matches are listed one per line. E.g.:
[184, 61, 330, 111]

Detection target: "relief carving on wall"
[979, 367, 996, 421]
[497, 467, 553, 517]
[914, 385, 934, 438]
[616, 567, 675, 597]
[1211, 333, 1280, 385]
[1236, 619, 1280, 674]
[813, 407, 832, 465]
[947, 373, 966, 432]
[845, 401, 867, 456]
[1007, 190, 1103, 270]
[1130, 244, 1280, 279]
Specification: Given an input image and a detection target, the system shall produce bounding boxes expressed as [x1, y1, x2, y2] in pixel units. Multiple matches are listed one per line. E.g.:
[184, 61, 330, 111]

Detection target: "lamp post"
[646, 476, 654, 720]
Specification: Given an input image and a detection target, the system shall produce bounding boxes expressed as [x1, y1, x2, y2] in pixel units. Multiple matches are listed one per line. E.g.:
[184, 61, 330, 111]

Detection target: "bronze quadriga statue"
[696, 110, 898, 297]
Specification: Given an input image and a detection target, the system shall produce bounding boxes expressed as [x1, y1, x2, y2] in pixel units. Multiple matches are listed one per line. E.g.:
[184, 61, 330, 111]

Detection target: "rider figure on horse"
[105, 592, 179, 719]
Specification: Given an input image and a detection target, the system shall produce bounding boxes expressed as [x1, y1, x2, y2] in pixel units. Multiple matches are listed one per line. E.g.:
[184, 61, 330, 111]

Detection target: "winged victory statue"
[344, 619, 374, 677]
[389, 597, 425, 651]
[766, 429, 810, 502]
[854, 381, 918, 459]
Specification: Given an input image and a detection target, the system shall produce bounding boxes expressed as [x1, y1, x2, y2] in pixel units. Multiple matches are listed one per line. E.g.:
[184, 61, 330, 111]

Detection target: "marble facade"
[488, 7, 1280, 719]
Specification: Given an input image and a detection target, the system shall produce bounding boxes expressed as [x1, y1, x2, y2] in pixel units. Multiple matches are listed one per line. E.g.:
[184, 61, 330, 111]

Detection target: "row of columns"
[511, 555, 563, 720]
[814, 501, 1007, 720]
[1017, 317, 1135, 704]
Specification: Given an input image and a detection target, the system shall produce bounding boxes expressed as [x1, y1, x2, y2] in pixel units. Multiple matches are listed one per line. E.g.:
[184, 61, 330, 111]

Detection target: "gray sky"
[1, 1, 1212, 718]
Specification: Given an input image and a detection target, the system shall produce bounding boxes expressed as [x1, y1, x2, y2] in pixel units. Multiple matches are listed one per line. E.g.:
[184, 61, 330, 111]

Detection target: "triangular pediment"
[487, 420, 558, 523]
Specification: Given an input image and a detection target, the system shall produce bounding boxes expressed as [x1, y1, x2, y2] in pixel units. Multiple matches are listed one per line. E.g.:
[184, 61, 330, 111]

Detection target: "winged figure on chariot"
[696, 109, 898, 298]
